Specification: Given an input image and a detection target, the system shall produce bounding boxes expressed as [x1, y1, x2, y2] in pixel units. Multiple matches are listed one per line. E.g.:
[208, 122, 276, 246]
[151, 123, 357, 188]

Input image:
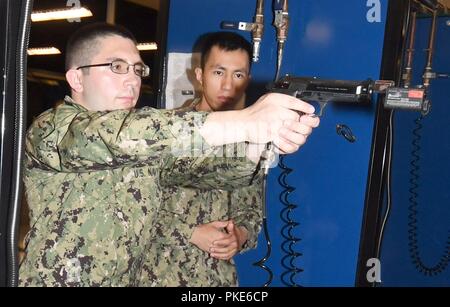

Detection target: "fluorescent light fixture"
[27, 47, 61, 56]
[31, 7, 93, 22]
[137, 42, 158, 51]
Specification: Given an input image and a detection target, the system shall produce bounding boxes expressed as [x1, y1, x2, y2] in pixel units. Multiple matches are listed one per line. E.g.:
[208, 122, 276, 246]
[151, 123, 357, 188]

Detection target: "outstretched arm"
[200, 93, 319, 159]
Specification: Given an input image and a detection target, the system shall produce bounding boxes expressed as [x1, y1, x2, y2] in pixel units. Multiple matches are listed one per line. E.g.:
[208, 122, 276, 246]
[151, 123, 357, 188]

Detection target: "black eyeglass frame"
[76, 60, 150, 78]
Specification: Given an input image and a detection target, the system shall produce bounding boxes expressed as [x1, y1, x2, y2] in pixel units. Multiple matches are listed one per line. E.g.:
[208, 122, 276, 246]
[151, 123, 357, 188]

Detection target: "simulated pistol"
[268, 75, 394, 116]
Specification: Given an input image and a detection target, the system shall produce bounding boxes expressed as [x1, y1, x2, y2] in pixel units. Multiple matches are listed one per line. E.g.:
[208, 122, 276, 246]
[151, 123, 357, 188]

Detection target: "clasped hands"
[189, 220, 248, 261]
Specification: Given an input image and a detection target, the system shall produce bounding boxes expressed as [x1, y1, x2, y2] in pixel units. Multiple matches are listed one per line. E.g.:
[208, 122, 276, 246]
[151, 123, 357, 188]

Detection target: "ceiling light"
[137, 42, 158, 51]
[27, 47, 61, 56]
[31, 7, 93, 22]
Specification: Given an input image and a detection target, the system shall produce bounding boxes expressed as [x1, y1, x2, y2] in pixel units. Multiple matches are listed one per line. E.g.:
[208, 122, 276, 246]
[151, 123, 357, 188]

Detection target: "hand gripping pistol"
[259, 75, 394, 172]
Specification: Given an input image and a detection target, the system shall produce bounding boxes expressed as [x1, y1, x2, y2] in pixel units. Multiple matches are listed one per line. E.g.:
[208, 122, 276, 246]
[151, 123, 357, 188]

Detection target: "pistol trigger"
[317, 102, 328, 117]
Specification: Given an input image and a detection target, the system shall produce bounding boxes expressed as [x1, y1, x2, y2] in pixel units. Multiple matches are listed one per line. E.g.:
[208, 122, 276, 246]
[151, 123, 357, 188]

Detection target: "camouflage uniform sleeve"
[154, 214, 195, 248]
[159, 149, 257, 191]
[55, 107, 257, 190]
[153, 186, 214, 248]
[230, 169, 264, 253]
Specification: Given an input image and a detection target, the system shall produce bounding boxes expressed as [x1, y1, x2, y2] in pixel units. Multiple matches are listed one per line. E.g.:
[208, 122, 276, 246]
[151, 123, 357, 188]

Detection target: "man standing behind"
[141, 32, 263, 287]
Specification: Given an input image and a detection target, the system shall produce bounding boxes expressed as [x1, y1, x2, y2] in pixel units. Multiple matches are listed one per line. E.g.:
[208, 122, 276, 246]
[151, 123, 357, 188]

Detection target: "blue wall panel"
[380, 17, 450, 286]
[167, 0, 388, 286]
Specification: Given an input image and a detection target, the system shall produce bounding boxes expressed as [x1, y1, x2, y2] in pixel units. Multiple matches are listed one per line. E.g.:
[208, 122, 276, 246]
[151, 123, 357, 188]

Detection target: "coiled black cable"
[253, 170, 273, 287]
[408, 116, 450, 276]
[278, 155, 303, 286]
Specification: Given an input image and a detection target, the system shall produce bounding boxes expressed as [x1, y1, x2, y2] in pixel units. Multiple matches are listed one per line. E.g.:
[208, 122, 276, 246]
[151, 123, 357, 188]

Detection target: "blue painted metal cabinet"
[165, 0, 388, 286]
[380, 16, 450, 286]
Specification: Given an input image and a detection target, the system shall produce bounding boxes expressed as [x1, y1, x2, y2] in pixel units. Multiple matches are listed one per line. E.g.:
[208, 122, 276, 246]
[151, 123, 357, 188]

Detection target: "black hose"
[253, 172, 273, 287]
[408, 116, 450, 276]
[278, 155, 303, 287]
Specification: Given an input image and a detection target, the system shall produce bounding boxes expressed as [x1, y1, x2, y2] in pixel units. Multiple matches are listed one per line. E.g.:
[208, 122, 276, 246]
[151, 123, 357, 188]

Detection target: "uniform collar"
[63, 95, 88, 111]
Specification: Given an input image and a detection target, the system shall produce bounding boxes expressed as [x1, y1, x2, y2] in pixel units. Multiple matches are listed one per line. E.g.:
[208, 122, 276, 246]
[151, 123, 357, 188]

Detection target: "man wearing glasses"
[19, 23, 319, 286]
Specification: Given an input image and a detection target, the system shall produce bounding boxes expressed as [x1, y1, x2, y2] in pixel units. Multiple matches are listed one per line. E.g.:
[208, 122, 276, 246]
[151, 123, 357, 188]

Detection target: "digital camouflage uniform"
[139, 101, 263, 287]
[19, 96, 259, 287]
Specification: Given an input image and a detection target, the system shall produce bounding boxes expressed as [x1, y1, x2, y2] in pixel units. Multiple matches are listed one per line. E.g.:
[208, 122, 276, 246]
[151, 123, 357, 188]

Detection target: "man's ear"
[194, 67, 203, 86]
[65, 69, 84, 93]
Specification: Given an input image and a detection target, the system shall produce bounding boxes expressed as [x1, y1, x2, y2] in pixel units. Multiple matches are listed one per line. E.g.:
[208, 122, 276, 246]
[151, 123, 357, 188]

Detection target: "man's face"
[77, 35, 143, 111]
[195, 46, 250, 111]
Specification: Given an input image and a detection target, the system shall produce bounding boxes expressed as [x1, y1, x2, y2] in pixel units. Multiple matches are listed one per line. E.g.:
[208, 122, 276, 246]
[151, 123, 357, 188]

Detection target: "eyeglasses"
[76, 59, 150, 78]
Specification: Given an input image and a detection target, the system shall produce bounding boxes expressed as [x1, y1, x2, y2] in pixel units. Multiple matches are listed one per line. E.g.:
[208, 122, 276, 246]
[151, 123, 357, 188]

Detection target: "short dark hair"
[196, 31, 252, 69]
[65, 22, 137, 71]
